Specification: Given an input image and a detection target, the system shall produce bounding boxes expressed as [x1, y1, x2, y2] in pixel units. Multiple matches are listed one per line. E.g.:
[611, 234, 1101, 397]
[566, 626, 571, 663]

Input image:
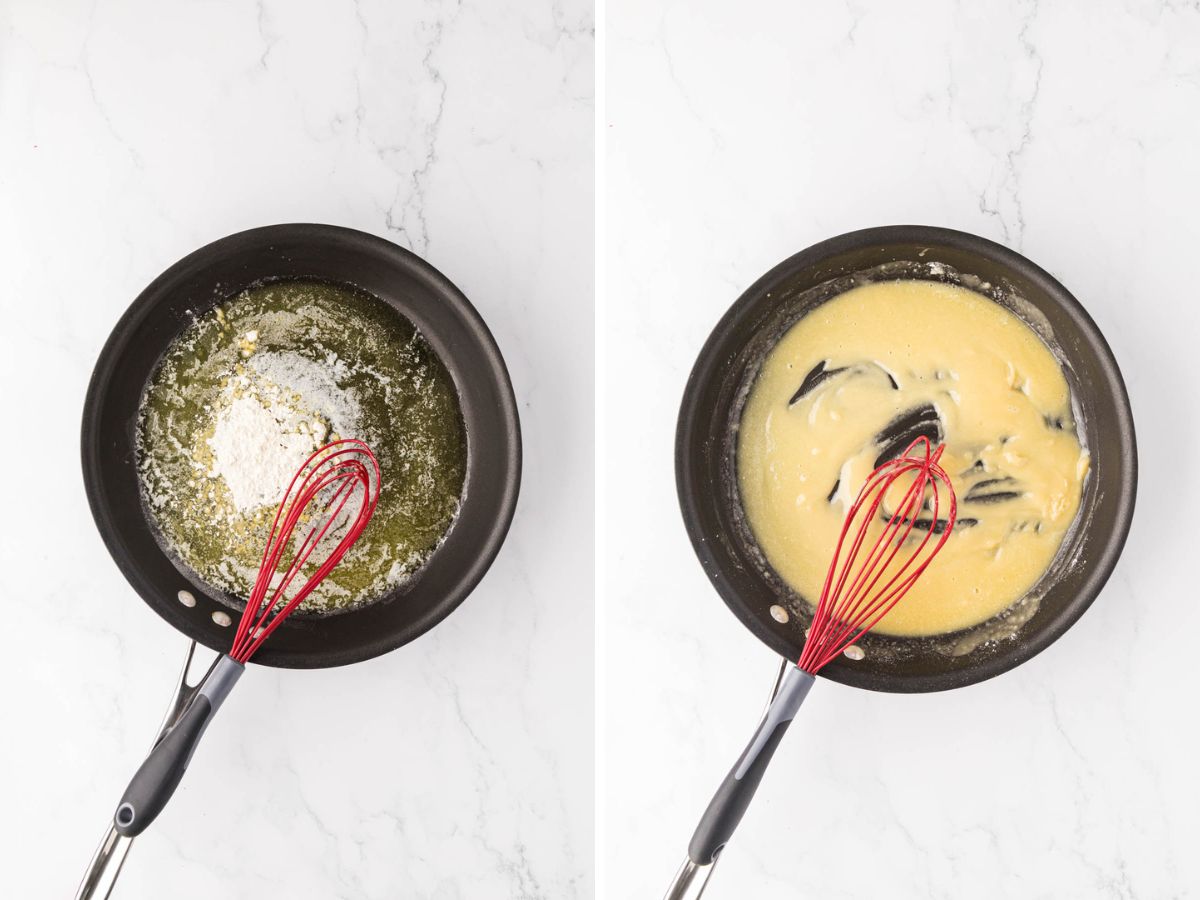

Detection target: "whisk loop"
[799, 435, 956, 673]
[231, 439, 381, 662]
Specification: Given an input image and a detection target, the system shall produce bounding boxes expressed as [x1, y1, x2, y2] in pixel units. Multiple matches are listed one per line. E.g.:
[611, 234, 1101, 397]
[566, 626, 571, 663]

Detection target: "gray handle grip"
[114, 694, 215, 836]
[684, 665, 814, 867]
[113, 655, 243, 837]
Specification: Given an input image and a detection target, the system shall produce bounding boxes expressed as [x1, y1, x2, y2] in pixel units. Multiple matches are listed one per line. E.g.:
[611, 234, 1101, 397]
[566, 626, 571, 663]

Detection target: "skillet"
[665, 225, 1137, 897]
[77, 223, 521, 897]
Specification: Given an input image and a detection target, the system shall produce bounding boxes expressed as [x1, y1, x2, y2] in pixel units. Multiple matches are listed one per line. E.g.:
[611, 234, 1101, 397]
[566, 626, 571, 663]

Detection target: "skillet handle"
[113, 654, 244, 837]
[76, 640, 221, 899]
[664, 664, 815, 898]
[663, 856, 718, 900]
[74, 825, 133, 900]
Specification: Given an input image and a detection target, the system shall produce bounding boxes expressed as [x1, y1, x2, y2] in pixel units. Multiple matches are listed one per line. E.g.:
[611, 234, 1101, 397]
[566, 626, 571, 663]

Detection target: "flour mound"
[207, 349, 362, 513]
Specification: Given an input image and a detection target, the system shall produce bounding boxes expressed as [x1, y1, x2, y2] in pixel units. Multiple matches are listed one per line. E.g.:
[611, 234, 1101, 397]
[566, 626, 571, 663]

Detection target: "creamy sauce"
[737, 280, 1089, 637]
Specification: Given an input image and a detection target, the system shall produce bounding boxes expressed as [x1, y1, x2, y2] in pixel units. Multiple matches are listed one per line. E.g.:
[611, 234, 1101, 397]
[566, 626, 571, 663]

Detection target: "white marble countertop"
[0, 1, 593, 897]
[605, 1, 1197, 898]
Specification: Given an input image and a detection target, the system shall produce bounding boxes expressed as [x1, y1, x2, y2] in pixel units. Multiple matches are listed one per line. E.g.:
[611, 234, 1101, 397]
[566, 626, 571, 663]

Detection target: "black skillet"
[664, 225, 1137, 898]
[76, 224, 521, 898]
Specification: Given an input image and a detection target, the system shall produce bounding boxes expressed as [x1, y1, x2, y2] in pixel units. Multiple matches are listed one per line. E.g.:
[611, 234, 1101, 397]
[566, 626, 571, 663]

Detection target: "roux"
[737, 279, 1088, 637]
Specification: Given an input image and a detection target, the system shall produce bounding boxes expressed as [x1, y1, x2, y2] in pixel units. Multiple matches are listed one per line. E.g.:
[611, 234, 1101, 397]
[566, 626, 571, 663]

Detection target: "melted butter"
[737, 279, 1089, 637]
[138, 280, 467, 614]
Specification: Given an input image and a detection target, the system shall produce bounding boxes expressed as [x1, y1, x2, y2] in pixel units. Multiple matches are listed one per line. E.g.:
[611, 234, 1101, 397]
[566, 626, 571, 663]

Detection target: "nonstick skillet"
[76, 224, 521, 897]
[665, 225, 1137, 898]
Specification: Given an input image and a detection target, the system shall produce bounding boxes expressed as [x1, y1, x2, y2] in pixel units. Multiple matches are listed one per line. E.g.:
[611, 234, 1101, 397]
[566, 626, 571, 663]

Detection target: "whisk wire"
[256, 465, 362, 605]
[234, 463, 373, 660]
[229, 440, 380, 663]
[832, 458, 933, 636]
[829, 462, 921, 624]
[838, 467, 939, 644]
[238, 469, 356, 647]
[807, 457, 920, 660]
[798, 437, 957, 674]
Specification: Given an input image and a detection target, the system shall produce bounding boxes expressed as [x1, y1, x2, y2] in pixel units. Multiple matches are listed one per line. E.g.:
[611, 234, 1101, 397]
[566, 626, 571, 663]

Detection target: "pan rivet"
[769, 605, 790, 624]
[843, 644, 865, 661]
[212, 611, 233, 627]
[177, 590, 196, 608]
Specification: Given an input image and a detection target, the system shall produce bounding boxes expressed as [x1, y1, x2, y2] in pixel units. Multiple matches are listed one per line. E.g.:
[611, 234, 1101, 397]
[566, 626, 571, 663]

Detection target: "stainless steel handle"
[663, 659, 794, 900]
[664, 855, 720, 900]
[75, 640, 221, 900]
[74, 826, 133, 900]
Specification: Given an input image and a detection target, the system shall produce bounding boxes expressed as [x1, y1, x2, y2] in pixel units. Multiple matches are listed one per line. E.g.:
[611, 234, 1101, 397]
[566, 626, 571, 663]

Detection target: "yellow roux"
[737, 279, 1090, 637]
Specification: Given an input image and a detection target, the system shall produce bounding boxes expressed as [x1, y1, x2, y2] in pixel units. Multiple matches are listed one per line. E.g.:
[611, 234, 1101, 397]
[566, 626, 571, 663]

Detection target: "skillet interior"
[675, 225, 1136, 692]
[82, 224, 521, 669]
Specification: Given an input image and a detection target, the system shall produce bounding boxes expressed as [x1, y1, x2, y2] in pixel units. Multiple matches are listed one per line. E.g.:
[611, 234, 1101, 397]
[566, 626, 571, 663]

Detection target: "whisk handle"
[686, 666, 814, 867]
[113, 655, 243, 837]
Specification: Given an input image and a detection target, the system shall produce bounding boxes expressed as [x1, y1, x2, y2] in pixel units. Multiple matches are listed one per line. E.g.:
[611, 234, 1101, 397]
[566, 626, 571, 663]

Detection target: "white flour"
[207, 348, 362, 514]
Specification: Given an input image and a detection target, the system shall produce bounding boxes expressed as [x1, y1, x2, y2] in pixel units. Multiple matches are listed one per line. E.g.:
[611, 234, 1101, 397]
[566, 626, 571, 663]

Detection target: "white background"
[605, 1, 1196, 898]
[0, 1, 593, 897]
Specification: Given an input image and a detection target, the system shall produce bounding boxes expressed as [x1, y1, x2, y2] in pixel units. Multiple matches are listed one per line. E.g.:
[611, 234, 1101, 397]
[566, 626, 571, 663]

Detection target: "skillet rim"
[675, 224, 1138, 692]
[81, 223, 522, 668]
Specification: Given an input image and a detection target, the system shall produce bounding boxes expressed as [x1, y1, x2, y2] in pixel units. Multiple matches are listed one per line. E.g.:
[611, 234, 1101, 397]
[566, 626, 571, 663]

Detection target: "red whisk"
[798, 435, 956, 673]
[112, 439, 379, 838]
[231, 439, 380, 663]
[667, 437, 957, 898]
